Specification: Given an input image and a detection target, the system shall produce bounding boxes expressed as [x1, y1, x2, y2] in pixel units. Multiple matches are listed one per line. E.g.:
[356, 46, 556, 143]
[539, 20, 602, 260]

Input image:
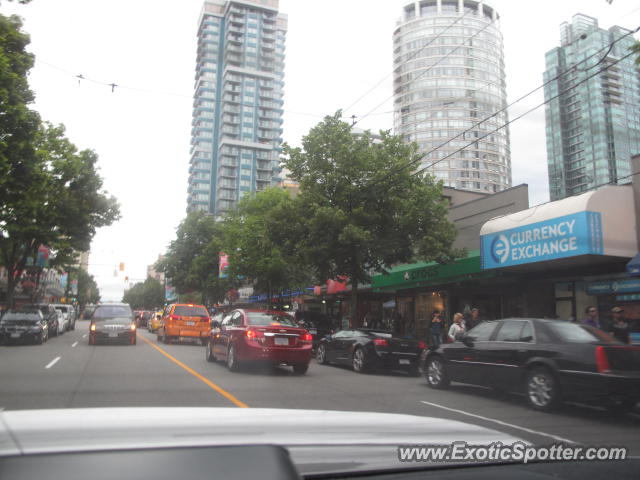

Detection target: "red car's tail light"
[245, 328, 264, 342]
[418, 341, 426, 349]
[595, 346, 610, 373]
[373, 338, 388, 347]
[301, 333, 313, 342]
[169, 315, 181, 321]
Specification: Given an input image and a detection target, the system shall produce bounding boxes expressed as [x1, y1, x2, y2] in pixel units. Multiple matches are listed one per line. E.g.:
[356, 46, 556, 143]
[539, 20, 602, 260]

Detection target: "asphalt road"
[1, 320, 639, 453]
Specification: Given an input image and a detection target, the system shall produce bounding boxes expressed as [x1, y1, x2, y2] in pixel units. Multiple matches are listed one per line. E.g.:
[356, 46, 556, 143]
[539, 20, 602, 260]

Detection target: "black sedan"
[89, 303, 137, 345]
[316, 329, 425, 375]
[0, 310, 49, 344]
[422, 318, 640, 412]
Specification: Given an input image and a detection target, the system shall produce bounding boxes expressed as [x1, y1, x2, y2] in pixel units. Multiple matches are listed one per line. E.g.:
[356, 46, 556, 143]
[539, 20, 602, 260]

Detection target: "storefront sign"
[587, 278, 640, 295]
[616, 294, 640, 302]
[481, 211, 603, 270]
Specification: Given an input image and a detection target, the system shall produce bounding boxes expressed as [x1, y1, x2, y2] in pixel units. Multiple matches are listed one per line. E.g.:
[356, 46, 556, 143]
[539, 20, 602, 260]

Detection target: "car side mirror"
[461, 335, 474, 348]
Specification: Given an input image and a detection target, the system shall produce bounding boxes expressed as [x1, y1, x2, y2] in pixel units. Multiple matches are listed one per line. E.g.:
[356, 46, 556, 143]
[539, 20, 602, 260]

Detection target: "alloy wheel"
[316, 345, 327, 364]
[353, 348, 366, 373]
[426, 356, 449, 389]
[527, 371, 555, 409]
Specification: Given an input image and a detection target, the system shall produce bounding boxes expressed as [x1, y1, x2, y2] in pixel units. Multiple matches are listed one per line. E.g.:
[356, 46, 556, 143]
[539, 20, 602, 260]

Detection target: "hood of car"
[0, 408, 525, 475]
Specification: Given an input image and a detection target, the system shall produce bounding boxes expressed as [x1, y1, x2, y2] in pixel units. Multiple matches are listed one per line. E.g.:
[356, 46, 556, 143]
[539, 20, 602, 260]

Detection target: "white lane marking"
[72, 341, 78, 347]
[45, 356, 61, 369]
[420, 401, 576, 444]
[82, 334, 87, 338]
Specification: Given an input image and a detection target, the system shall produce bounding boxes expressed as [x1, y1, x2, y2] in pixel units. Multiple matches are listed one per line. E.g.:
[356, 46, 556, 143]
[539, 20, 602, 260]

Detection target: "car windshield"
[2, 312, 40, 321]
[92, 306, 132, 319]
[2, 0, 640, 473]
[174, 306, 208, 317]
[247, 313, 296, 326]
[547, 322, 617, 344]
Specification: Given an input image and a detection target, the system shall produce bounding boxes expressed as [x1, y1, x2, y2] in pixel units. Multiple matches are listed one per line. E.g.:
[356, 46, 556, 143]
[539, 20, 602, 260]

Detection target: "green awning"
[371, 250, 493, 292]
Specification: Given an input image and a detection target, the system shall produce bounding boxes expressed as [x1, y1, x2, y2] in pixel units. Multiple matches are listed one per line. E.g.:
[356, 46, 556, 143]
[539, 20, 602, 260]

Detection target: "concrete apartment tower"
[187, 0, 287, 217]
[393, 0, 511, 193]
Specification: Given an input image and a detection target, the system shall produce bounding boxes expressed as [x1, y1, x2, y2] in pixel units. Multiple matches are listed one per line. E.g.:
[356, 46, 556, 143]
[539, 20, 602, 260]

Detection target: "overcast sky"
[3, 0, 639, 301]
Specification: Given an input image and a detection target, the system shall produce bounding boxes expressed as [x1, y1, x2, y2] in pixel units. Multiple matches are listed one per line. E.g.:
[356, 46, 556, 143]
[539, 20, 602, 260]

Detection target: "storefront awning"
[371, 250, 492, 292]
[627, 253, 640, 276]
[480, 185, 638, 271]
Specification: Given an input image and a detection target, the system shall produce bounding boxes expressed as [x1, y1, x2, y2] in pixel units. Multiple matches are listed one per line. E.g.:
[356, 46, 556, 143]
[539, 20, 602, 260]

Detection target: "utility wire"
[366, 26, 640, 190]
[343, 10, 472, 115]
[352, 16, 496, 128]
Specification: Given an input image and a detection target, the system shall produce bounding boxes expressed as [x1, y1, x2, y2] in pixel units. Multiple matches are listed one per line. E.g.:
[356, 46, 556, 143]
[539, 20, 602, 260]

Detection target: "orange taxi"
[156, 304, 211, 346]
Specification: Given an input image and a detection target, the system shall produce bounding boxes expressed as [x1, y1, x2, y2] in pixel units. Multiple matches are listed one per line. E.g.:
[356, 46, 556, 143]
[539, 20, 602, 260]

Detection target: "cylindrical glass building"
[393, 0, 511, 193]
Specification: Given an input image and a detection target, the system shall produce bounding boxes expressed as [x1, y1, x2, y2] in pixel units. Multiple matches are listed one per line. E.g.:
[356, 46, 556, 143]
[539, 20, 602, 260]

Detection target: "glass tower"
[544, 14, 640, 201]
[393, 0, 511, 193]
[188, 0, 286, 217]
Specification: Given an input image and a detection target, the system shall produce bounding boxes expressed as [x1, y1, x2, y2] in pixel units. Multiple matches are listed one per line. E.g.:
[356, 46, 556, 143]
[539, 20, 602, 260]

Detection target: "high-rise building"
[393, 0, 511, 193]
[188, 0, 287, 217]
[544, 14, 640, 201]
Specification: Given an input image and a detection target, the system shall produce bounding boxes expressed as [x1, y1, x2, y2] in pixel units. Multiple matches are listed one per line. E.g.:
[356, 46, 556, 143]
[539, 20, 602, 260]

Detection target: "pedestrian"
[429, 310, 443, 347]
[609, 306, 630, 344]
[466, 307, 483, 330]
[448, 312, 466, 342]
[581, 306, 601, 329]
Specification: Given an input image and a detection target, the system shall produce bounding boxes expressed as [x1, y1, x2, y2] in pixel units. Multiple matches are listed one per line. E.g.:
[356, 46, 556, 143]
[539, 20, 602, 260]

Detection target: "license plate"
[274, 337, 289, 346]
[399, 359, 410, 365]
[109, 332, 118, 338]
[186, 321, 195, 326]
[309, 329, 317, 334]
[10, 333, 20, 338]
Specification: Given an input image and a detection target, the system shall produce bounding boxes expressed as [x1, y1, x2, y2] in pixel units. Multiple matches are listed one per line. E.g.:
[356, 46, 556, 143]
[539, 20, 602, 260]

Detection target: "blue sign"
[481, 211, 603, 270]
[587, 278, 640, 295]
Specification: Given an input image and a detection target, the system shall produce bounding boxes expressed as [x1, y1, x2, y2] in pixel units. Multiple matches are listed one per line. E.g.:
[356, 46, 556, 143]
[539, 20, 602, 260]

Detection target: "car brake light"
[270, 322, 281, 326]
[301, 333, 313, 342]
[90, 324, 96, 331]
[595, 346, 610, 373]
[246, 329, 257, 340]
[418, 341, 426, 349]
[373, 338, 388, 347]
[245, 328, 264, 341]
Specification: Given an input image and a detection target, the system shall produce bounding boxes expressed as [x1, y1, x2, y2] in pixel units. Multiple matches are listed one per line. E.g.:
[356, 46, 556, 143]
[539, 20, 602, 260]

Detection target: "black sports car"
[316, 329, 425, 375]
[422, 318, 640, 412]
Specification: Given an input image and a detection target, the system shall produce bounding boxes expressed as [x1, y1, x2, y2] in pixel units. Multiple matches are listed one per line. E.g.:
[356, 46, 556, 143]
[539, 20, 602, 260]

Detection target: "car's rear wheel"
[316, 344, 328, 364]
[293, 363, 309, 375]
[525, 367, 560, 412]
[206, 340, 216, 362]
[352, 347, 368, 373]
[227, 344, 240, 372]
[425, 355, 450, 389]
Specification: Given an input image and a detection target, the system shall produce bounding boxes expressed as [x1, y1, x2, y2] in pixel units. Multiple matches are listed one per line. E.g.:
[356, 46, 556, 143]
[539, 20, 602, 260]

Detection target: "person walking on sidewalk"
[429, 310, 444, 347]
[448, 313, 466, 342]
[581, 306, 601, 329]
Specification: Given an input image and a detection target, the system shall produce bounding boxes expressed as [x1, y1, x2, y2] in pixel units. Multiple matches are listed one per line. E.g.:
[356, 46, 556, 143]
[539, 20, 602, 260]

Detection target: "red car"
[206, 309, 313, 374]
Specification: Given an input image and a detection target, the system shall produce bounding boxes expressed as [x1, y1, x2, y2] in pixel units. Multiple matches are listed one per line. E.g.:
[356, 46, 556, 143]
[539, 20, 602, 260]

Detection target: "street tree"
[77, 269, 100, 307]
[158, 211, 233, 305]
[122, 277, 163, 310]
[220, 187, 310, 308]
[282, 112, 460, 321]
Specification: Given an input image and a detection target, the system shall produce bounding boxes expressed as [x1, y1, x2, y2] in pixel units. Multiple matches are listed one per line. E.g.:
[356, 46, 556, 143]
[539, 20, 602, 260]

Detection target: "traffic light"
[119, 262, 125, 271]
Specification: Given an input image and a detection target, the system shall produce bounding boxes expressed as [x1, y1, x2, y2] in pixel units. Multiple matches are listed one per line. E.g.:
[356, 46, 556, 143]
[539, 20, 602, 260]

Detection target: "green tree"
[282, 112, 460, 321]
[158, 212, 233, 305]
[122, 277, 164, 310]
[220, 187, 310, 308]
[77, 269, 100, 307]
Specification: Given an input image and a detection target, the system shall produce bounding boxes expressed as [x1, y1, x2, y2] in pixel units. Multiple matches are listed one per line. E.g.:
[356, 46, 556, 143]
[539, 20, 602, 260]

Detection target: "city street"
[1, 320, 639, 454]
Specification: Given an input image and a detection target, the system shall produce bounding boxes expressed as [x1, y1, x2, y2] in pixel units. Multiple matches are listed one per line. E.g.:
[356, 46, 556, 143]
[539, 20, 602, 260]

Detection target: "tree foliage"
[157, 212, 232, 305]
[122, 277, 164, 310]
[220, 187, 311, 306]
[0, 14, 120, 306]
[282, 112, 460, 318]
[77, 268, 100, 307]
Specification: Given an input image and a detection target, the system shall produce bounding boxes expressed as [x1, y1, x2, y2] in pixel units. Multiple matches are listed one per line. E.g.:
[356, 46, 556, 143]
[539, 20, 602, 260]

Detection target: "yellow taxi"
[148, 311, 163, 333]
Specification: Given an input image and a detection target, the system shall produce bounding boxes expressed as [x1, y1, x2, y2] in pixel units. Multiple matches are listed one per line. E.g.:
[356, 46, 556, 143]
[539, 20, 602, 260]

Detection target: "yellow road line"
[138, 333, 249, 408]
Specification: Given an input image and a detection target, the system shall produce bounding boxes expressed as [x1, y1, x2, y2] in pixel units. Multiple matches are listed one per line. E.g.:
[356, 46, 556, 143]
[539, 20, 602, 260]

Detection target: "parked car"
[53, 304, 76, 331]
[422, 318, 640, 412]
[207, 309, 313, 374]
[294, 311, 334, 349]
[157, 304, 210, 345]
[0, 309, 48, 344]
[148, 311, 163, 333]
[316, 328, 425, 376]
[89, 303, 136, 345]
[23, 304, 60, 337]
